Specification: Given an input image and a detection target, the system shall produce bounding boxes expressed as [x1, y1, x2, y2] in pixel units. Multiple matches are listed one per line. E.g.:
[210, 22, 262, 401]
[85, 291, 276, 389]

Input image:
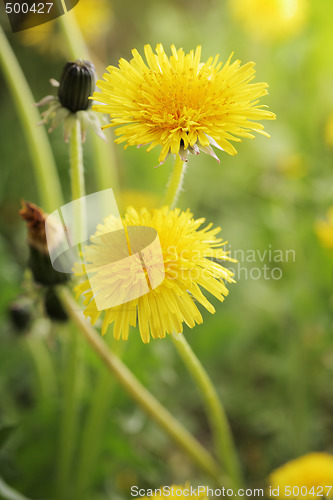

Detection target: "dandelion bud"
[35, 60, 105, 142]
[9, 298, 33, 333]
[44, 288, 68, 323]
[19, 201, 69, 286]
[58, 60, 96, 113]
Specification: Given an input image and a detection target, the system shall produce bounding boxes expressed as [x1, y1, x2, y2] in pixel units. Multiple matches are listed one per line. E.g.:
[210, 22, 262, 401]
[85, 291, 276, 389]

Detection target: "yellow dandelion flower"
[315, 207, 333, 250]
[137, 483, 209, 499]
[75, 206, 235, 343]
[93, 44, 275, 166]
[20, 0, 113, 56]
[269, 453, 333, 499]
[229, 0, 307, 41]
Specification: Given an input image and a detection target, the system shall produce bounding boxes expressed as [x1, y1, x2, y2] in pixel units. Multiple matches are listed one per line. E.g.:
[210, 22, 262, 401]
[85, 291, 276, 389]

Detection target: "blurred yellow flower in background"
[93, 44, 275, 165]
[229, 0, 307, 41]
[269, 453, 333, 498]
[75, 206, 235, 343]
[19, 0, 113, 56]
[118, 190, 159, 212]
[277, 153, 307, 178]
[324, 112, 333, 148]
[315, 207, 333, 250]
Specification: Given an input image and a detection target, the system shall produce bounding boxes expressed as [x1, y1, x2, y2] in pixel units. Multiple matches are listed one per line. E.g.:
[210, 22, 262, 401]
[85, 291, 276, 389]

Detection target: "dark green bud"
[9, 298, 33, 333]
[28, 246, 70, 287]
[58, 60, 96, 113]
[44, 288, 68, 323]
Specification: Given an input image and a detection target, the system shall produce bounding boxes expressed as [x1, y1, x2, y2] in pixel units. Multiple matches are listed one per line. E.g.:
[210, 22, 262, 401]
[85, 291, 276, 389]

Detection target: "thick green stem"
[58, 288, 226, 487]
[55, 120, 86, 499]
[70, 119, 85, 201]
[56, 325, 80, 500]
[25, 337, 57, 400]
[69, 119, 86, 243]
[162, 155, 186, 208]
[75, 340, 125, 498]
[75, 368, 114, 498]
[171, 332, 243, 490]
[92, 132, 119, 192]
[58, 4, 89, 60]
[70, 118, 117, 498]
[0, 26, 63, 212]
[58, 13, 119, 192]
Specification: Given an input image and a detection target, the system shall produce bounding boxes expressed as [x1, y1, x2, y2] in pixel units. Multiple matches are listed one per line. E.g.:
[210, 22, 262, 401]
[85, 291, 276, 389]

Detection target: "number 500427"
[5, 3, 54, 14]
[284, 486, 332, 497]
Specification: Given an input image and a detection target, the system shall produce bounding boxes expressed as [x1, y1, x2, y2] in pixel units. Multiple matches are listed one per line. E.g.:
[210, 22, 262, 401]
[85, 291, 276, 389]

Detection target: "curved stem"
[0, 25, 63, 212]
[162, 155, 186, 208]
[171, 332, 243, 490]
[58, 287, 226, 487]
[58, 13, 119, 192]
[0, 476, 32, 500]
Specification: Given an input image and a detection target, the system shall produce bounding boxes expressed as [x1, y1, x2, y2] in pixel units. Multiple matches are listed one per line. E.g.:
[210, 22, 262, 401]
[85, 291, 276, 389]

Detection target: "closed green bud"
[9, 298, 33, 333]
[44, 288, 68, 323]
[58, 60, 96, 113]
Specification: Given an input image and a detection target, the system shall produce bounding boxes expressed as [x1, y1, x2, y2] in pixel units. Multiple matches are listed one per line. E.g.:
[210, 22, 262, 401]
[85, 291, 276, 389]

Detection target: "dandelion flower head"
[75, 206, 235, 343]
[93, 44, 276, 165]
[269, 453, 333, 499]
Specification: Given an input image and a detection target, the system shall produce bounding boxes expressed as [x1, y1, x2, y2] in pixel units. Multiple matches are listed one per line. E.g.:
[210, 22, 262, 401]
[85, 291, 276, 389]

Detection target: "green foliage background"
[1, 0, 333, 499]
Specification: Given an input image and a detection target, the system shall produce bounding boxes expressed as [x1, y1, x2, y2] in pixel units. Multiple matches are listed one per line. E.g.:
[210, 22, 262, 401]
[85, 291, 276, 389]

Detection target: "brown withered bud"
[20, 201, 69, 286]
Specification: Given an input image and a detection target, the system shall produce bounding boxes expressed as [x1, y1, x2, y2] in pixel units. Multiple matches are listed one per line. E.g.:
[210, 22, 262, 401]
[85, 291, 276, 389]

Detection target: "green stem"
[287, 332, 309, 455]
[58, 287, 226, 487]
[25, 337, 57, 400]
[171, 332, 243, 490]
[56, 325, 80, 500]
[75, 340, 125, 498]
[92, 132, 119, 192]
[58, 13, 119, 192]
[58, 4, 89, 60]
[70, 119, 86, 242]
[162, 155, 186, 208]
[70, 119, 85, 200]
[54, 120, 86, 500]
[71, 116, 118, 498]
[0, 25, 63, 212]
